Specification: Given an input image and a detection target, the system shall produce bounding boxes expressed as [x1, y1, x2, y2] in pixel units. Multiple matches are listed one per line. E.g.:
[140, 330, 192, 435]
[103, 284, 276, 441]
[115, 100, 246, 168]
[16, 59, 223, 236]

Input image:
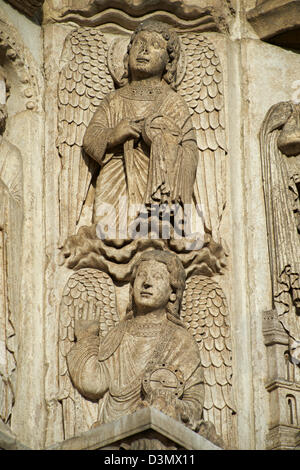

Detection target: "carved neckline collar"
[126, 317, 166, 337]
[118, 82, 167, 101]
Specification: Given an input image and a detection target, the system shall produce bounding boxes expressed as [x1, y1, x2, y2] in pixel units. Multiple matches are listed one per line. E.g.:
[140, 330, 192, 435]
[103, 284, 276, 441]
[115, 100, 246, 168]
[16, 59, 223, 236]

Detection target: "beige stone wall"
[0, 0, 299, 450]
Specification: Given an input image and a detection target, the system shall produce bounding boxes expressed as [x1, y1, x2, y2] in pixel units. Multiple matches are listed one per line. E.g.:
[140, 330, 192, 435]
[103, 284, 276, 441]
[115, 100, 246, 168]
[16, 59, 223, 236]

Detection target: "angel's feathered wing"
[59, 268, 119, 439]
[181, 275, 236, 448]
[57, 27, 114, 243]
[178, 34, 227, 243]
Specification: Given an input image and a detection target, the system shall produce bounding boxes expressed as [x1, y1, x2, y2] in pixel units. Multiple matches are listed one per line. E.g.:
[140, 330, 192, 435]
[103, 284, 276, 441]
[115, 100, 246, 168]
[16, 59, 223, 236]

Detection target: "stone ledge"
[247, 0, 300, 45]
[0, 422, 29, 450]
[266, 424, 300, 450]
[49, 407, 222, 451]
[265, 379, 300, 394]
[43, 0, 235, 33]
[4, 0, 44, 17]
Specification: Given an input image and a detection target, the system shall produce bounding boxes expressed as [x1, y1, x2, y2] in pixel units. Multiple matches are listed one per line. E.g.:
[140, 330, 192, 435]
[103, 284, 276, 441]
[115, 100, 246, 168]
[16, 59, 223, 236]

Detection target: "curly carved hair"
[126, 249, 186, 323]
[122, 20, 181, 90]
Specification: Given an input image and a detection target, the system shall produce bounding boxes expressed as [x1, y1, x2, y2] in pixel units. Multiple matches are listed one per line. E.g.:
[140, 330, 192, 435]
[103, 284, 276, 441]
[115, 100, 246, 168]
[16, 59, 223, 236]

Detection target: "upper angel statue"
[59, 250, 235, 446]
[57, 20, 227, 245]
[83, 20, 198, 231]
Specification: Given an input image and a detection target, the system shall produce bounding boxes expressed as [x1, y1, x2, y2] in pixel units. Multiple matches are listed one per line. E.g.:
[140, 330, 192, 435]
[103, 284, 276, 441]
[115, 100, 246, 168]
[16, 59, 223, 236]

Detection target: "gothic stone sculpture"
[57, 19, 227, 244]
[260, 101, 300, 362]
[59, 249, 235, 445]
[82, 20, 198, 234]
[0, 66, 23, 426]
[66, 250, 204, 431]
[57, 20, 235, 447]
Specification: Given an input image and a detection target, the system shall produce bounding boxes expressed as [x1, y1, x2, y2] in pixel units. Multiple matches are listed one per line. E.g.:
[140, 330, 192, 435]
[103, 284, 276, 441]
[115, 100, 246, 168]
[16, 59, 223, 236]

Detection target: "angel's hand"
[144, 389, 181, 420]
[143, 114, 182, 146]
[75, 320, 100, 341]
[107, 119, 141, 149]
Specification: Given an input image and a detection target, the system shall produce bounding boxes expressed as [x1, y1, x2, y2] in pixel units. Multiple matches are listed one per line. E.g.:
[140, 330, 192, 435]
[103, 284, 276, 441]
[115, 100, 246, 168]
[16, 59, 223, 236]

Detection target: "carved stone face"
[133, 259, 173, 314]
[128, 30, 169, 80]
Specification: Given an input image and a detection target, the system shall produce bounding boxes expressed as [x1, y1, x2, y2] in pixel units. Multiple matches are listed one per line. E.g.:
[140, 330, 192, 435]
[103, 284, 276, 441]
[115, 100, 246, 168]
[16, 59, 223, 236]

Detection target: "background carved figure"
[0, 66, 23, 426]
[260, 101, 300, 360]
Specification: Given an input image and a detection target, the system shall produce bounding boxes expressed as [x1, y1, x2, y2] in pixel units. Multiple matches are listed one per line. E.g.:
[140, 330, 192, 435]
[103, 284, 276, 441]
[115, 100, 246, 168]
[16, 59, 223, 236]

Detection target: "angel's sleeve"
[173, 100, 199, 205]
[82, 97, 114, 167]
[66, 335, 109, 401]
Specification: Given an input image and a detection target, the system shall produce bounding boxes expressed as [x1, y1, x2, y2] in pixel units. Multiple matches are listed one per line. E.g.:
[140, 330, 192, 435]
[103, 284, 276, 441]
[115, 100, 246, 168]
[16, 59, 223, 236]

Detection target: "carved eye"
[138, 270, 147, 278]
[133, 39, 142, 48]
[154, 273, 163, 280]
[152, 41, 161, 49]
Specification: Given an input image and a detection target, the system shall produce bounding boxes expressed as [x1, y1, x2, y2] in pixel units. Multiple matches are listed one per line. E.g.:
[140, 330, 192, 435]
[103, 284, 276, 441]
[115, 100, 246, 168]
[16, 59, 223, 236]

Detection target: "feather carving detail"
[181, 275, 235, 447]
[178, 34, 227, 243]
[57, 27, 114, 242]
[58, 268, 119, 439]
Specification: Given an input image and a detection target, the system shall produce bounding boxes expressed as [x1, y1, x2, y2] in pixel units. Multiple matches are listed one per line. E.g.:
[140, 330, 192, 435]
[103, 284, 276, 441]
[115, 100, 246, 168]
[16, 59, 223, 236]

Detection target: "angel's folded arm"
[171, 129, 198, 204]
[83, 101, 114, 166]
[67, 336, 109, 400]
[181, 116, 198, 152]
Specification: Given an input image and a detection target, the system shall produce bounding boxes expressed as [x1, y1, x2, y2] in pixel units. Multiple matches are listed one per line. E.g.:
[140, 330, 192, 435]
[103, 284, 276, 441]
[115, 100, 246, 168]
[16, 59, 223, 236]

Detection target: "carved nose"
[143, 281, 151, 289]
[140, 43, 148, 53]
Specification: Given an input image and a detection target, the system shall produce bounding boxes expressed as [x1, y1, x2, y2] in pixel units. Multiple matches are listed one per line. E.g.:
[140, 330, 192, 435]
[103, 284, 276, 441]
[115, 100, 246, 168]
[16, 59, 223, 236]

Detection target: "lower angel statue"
[66, 250, 204, 431]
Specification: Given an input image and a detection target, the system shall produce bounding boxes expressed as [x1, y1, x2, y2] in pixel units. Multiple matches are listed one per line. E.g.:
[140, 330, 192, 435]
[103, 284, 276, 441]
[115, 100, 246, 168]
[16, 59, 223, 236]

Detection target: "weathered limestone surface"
[4, 0, 44, 18]
[49, 407, 222, 451]
[0, 0, 299, 451]
[238, 38, 300, 449]
[0, 421, 29, 450]
[247, 0, 300, 44]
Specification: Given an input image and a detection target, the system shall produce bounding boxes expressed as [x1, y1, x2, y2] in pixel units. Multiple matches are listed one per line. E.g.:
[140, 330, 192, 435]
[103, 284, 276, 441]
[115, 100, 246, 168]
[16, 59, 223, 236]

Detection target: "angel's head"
[127, 249, 186, 322]
[122, 20, 180, 89]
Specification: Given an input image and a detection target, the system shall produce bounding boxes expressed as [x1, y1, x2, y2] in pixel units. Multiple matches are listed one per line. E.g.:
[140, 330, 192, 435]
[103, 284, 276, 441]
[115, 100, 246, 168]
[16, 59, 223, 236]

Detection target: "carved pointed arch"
[0, 17, 42, 113]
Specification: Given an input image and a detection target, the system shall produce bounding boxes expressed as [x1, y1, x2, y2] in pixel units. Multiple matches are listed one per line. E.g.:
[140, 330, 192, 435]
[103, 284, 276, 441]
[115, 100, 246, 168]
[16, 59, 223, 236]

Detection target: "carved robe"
[67, 316, 204, 430]
[261, 102, 300, 343]
[0, 137, 22, 423]
[83, 83, 198, 228]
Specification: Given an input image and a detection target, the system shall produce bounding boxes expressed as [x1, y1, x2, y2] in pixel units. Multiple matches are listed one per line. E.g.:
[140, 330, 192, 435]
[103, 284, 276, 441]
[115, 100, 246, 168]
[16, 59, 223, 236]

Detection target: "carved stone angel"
[82, 20, 198, 234]
[57, 20, 235, 448]
[58, 20, 227, 245]
[59, 250, 235, 446]
[260, 101, 300, 362]
[66, 251, 204, 432]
